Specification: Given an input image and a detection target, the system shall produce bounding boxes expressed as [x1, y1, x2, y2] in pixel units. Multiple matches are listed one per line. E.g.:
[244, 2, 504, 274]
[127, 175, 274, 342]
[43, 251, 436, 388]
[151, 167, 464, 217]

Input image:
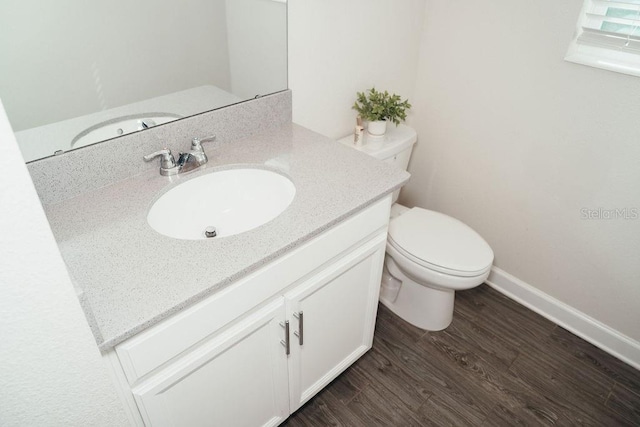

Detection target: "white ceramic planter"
[367, 120, 387, 136]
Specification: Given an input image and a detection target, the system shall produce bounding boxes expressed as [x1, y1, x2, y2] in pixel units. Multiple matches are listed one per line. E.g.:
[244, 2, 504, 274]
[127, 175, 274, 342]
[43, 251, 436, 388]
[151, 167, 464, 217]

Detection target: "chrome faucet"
[189, 136, 216, 163]
[176, 136, 216, 172]
[143, 149, 179, 176]
[144, 135, 216, 176]
[140, 119, 157, 129]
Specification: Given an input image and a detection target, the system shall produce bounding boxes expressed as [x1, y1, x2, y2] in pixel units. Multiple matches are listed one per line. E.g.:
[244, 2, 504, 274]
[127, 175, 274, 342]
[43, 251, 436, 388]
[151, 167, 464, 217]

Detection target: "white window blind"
[566, 0, 640, 77]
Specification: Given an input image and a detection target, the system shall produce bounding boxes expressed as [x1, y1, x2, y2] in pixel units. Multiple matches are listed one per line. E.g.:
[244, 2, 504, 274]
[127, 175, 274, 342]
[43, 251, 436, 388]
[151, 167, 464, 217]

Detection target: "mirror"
[0, 0, 287, 162]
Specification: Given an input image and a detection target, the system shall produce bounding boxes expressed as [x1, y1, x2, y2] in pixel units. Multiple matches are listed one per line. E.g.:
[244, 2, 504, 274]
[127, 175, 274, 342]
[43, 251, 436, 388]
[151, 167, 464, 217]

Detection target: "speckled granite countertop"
[43, 123, 409, 351]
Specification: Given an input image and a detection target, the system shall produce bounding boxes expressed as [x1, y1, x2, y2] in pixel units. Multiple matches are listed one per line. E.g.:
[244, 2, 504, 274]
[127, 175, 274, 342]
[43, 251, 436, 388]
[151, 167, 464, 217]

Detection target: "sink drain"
[204, 226, 217, 238]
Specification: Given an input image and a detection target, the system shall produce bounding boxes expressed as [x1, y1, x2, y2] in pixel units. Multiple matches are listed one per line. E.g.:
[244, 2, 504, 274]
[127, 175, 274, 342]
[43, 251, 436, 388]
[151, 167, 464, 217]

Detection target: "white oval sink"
[147, 169, 295, 240]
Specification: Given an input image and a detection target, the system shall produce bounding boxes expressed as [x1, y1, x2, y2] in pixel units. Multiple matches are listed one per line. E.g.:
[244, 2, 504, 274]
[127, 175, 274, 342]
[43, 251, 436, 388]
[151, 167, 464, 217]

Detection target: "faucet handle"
[143, 148, 177, 170]
[191, 135, 216, 151]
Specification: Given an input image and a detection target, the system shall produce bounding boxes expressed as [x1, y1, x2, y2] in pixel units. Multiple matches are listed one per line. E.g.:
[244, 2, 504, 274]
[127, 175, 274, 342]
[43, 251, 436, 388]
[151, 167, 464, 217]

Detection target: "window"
[566, 0, 640, 77]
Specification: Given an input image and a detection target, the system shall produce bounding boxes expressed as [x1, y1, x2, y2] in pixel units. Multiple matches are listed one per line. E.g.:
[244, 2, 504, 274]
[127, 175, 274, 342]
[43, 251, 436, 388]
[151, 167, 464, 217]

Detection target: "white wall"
[0, 0, 230, 131]
[0, 100, 129, 425]
[288, 0, 425, 139]
[404, 0, 640, 342]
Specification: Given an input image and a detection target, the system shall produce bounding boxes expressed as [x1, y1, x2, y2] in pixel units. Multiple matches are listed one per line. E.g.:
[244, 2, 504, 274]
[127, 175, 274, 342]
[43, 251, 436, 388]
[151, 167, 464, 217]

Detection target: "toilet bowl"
[338, 125, 494, 331]
[381, 205, 493, 330]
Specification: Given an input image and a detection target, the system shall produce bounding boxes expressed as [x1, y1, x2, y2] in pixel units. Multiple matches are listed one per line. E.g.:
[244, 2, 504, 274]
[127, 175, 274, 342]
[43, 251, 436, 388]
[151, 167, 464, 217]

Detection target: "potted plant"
[352, 88, 411, 136]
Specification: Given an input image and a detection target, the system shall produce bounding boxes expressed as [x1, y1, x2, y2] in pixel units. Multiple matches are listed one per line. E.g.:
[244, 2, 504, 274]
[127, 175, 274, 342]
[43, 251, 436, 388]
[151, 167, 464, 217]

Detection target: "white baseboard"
[486, 266, 640, 371]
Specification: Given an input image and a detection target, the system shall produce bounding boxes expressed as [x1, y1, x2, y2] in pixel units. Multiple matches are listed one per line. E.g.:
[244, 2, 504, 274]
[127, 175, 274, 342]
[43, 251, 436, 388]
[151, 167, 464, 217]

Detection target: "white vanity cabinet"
[108, 197, 390, 427]
[285, 234, 385, 412]
[132, 300, 290, 427]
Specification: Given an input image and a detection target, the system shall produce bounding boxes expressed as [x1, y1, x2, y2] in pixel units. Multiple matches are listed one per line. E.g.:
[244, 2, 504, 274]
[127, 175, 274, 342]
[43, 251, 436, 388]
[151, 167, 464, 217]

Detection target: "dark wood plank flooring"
[283, 284, 640, 426]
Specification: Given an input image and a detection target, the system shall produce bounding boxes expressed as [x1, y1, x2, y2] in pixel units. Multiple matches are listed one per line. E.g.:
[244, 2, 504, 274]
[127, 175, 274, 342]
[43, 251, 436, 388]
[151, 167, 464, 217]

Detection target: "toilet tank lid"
[388, 208, 494, 275]
[338, 124, 417, 160]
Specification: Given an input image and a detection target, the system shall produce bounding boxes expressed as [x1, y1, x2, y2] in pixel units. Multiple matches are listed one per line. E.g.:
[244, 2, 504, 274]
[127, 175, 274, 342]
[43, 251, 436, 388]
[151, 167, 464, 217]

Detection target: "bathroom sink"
[147, 168, 295, 240]
[72, 113, 182, 149]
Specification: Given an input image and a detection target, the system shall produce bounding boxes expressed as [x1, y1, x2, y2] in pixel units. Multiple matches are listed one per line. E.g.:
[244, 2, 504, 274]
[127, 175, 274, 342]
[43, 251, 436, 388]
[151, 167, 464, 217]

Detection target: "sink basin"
[147, 169, 295, 240]
[72, 113, 182, 149]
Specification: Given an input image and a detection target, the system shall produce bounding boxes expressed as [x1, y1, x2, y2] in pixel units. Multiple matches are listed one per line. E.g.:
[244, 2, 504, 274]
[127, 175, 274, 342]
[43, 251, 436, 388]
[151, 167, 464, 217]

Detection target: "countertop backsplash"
[27, 90, 292, 206]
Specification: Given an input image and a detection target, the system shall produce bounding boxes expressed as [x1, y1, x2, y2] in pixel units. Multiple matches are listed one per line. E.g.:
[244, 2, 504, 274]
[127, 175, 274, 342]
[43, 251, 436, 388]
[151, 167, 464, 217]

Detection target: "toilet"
[339, 125, 494, 331]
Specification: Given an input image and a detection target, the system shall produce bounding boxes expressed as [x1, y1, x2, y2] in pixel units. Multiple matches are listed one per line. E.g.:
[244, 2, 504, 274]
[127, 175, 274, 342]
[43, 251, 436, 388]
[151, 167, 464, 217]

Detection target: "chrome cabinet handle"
[280, 320, 290, 355]
[293, 311, 304, 345]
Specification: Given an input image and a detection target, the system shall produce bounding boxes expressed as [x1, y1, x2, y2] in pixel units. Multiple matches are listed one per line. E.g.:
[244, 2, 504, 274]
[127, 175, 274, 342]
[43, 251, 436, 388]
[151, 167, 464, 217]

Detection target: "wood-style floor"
[283, 285, 640, 426]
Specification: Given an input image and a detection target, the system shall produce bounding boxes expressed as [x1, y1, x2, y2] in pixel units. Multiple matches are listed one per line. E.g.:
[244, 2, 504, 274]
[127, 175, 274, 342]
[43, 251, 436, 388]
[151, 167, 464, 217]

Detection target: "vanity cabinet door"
[285, 233, 386, 411]
[132, 300, 289, 427]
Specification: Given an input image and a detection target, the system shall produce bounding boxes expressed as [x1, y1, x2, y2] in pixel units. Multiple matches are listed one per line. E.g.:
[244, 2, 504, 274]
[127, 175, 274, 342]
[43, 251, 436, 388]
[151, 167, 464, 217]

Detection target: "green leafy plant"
[352, 88, 411, 125]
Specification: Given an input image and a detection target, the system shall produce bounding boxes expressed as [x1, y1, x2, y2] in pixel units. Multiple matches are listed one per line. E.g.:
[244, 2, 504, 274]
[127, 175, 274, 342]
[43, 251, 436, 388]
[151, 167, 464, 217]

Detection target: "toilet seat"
[388, 208, 494, 277]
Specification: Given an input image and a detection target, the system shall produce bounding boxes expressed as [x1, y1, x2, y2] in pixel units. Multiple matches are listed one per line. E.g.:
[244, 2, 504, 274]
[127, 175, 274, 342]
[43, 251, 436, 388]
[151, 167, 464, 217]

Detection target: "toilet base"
[380, 264, 454, 331]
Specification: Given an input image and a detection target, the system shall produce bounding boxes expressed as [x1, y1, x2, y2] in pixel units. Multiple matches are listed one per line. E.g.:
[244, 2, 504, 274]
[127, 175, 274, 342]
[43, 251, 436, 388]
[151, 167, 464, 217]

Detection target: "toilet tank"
[338, 124, 417, 202]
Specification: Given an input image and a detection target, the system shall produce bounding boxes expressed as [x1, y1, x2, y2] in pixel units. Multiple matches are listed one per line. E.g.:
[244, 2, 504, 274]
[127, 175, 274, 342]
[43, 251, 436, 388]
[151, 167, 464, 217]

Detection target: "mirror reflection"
[0, 0, 288, 162]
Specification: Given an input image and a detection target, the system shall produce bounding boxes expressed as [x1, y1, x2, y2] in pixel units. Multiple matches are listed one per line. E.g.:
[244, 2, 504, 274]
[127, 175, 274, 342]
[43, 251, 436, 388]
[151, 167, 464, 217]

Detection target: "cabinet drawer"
[115, 196, 391, 384]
